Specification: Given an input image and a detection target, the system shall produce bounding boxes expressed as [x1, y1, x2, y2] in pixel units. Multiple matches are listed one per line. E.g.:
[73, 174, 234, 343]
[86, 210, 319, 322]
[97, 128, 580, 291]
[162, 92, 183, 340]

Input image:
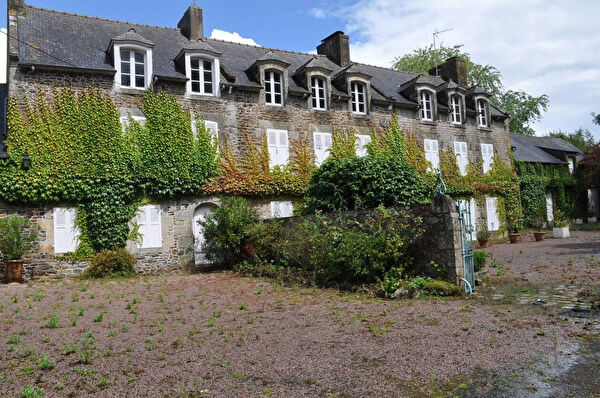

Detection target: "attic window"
[477, 99, 489, 127]
[311, 77, 327, 110]
[120, 49, 146, 89]
[265, 70, 283, 106]
[450, 95, 462, 124]
[190, 58, 214, 95]
[420, 90, 433, 121]
[350, 82, 366, 114]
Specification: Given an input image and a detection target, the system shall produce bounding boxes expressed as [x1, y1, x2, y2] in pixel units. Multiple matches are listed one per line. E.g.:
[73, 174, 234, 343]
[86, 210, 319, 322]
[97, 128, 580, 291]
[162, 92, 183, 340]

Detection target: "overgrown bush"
[200, 197, 258, 266]
[473, 251, 488, 272]
[84, 248, 136, 278]
[0, 216, 38, 260]
[303, 156, 429, 214]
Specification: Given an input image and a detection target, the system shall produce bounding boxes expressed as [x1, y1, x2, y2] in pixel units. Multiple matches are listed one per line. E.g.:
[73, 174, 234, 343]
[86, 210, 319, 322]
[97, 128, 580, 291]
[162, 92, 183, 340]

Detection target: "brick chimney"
[429, 57, 468, 87]
[317, 31, 350, 67]
[178, 6, 204, 41]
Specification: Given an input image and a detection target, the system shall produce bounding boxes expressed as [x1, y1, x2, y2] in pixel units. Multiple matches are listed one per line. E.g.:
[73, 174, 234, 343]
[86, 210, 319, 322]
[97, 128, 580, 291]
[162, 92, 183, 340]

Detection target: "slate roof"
[16, 5, 507, 115]
[510, 133, 583, 164]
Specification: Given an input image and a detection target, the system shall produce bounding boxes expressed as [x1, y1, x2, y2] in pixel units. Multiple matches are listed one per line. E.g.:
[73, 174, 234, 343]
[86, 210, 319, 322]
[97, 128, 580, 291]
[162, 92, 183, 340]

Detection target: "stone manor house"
[1, 1, 511, 274]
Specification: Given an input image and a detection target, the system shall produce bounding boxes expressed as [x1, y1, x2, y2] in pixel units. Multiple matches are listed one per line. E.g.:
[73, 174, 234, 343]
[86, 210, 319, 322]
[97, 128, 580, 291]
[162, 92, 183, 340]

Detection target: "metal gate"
[457, 200, 475, 293]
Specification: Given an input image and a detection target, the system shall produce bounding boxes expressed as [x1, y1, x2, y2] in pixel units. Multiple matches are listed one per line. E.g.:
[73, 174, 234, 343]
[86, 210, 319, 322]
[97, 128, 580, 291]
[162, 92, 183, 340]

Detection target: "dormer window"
[477, 99, 489, 127]
[120, 49, 146, 88]
[311, 77, 327, 110]
[190, 58, 214, 95]
[110, 29, 154, 90]
[450, 95, 462, 124]
[351, 82, 366, 114]
[265, 70, 283, 106]
[420, 90, 433, 121]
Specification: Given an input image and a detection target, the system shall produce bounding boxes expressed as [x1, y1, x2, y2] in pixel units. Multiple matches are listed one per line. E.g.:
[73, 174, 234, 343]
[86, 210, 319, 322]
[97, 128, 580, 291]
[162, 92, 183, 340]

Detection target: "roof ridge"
[25, 5, 179, 31]
[206, 37, 320, 58]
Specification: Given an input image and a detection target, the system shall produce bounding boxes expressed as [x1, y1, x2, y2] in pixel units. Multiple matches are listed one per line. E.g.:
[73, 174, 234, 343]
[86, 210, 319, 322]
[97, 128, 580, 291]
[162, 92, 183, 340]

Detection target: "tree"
[581, 144, 600, 185]
[549, 128, 595, 151]
[593, 113, 600, 126]
[393, 44, 549, 135]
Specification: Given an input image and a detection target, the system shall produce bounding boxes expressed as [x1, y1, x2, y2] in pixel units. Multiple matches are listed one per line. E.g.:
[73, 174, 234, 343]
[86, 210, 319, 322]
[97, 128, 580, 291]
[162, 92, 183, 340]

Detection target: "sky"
[2, 0, 599, 140]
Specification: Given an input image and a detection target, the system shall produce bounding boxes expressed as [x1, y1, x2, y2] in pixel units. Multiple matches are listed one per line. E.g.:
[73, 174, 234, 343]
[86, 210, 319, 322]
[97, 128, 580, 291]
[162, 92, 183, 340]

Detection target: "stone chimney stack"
[178, 6, 204, 41]
[317, 31, 350, 67]
[429, 57, 468, 87]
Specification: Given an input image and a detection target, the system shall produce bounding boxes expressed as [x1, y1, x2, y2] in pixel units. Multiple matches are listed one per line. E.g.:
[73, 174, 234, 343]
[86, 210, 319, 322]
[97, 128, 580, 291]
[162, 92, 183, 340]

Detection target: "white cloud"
[309, 8, 328, 19]
[333, 0, 600, 139]
[209, 29, 260, 47]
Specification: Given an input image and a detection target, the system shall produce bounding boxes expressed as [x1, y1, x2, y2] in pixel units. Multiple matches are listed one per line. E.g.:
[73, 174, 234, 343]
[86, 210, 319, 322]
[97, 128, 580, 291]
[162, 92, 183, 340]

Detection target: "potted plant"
[552, 210, 570, 238]
[476, 224, 490, 248]
[506, 215, 520, 244]
[531, 205, 546, 242]
[0, 216, 38, 283]
[587, 211, 597, 223]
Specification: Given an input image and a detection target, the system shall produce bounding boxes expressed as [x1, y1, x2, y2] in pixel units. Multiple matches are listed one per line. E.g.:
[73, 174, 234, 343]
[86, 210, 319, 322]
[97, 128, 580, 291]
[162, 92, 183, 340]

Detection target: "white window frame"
[477, 99, 489, 127]
[267, 129, 289, 168]
[350, 81, 366, 115]
[481, 143, 494, 174]
[355, 134, 371, 157]
[486, 196, 500, 232]
[137, 204, 162, 249]
[270, 201, 293, 218]
[450, 95, 462, 124]
[120, 115, 146, 131]
[53, 207, 79, 254]
[264, 70, 284, 106]
[420, 90, 434, 121]
[424, 139, 440, 171]
[313, 131, 332, 166]
[311, 76, 327, 110]
[453, 141, 468, 176]
[114, 43, 153, 90]
[185, 53, 220, 97]
[567, 157, 574, 174]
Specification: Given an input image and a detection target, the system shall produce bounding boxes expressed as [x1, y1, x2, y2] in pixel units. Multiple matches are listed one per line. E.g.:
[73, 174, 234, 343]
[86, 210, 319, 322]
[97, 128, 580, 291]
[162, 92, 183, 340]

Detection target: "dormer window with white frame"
[477, 99, 489, 127]
[265, 70, 283, 106]
[184, 54, 220, 97]
[350, 81, 366, 114]
[113, 44, 153, 90]
[311, 77, 327, 110]
[450, 95, 463, 124]
[420, 90, 434, 121]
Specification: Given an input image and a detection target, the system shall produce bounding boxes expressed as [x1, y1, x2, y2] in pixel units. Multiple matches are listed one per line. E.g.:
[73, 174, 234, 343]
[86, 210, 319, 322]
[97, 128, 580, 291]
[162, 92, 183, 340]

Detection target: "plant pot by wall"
[533, 232, 546, 242]
[588, 217, 597, 223]
[575, 218, 583, 224]
[477, 238, 489, 248]
[4, 260, 24, 283]
[553, 227, 570, 239]
[508, 233, 520, 244]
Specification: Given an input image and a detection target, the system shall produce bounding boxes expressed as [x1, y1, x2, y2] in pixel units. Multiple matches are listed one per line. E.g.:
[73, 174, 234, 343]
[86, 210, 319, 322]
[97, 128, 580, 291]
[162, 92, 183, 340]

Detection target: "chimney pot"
[178, 6, 204, 41]
[429, 57, 468, 87]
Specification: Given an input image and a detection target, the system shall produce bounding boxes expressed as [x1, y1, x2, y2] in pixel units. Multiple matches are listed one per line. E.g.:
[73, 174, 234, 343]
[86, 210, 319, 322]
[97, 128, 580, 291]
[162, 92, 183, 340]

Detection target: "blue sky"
[3, 0, 599, 140]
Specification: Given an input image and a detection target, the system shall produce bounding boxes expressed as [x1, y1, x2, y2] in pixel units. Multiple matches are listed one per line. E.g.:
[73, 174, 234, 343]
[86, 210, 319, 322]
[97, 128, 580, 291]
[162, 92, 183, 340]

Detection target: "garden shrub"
[200, 197, 259, 266]
[84, 248, 136, 278]
[0, 216, 38, 260]
[420, 279, 462, 296]
[473, 251, 488, 272]
[303, 156, 429, 214]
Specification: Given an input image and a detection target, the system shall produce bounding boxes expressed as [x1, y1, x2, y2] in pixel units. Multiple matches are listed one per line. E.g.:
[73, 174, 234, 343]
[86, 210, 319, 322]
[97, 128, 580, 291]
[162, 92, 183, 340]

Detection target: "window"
[350, 82, 366, 114]
[420, 90, 433, 121]
[119, 49, 146, 89]
[53, 207, 79, 254]
[270, 201, 293, 218]
[546, 192, 554, 222]
[355, 134, 371, 157]
[265, 70, 283, 106]
[120, 115, 146, 131]
[311, 77, 327, 110]
[424, 139, 440, 171]
[138, 204, 162, 248]
[190, 58, 214, 95]
[450, 95, 462, 124]
[481, 143, 494, 173]
[313, 132, 332, 166]
[567, 157, 574, 174]
[453, 141, 468, 176]
[477, 99, 488, 127]
[486, 196, 499, 231]
[267, 129, 289, 168]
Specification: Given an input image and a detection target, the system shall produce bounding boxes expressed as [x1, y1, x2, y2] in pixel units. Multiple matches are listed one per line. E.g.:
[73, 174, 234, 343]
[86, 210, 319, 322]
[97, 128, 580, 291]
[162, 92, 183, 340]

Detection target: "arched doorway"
[192, 204, 217, 267]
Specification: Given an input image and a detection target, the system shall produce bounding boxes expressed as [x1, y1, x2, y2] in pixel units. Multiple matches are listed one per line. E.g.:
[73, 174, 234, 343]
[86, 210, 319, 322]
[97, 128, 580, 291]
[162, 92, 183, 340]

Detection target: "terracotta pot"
[5, 260, 24, 283]
[477, 238, 489, 248]
[508, 233, 520, 244]
[533, 231, 546, 242]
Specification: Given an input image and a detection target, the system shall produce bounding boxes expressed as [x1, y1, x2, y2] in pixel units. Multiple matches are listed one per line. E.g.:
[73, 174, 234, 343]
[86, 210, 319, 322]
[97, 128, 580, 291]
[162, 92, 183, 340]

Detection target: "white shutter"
[424, 139, 439, 171]
[453, 141, 468, 176]
[138, 205, 162, 248]
[267, 129, 288, 168]
[486, 197, 499, 231]
[204, 121, 219, 148]
[546, 192, 554, 222]
[470, 198, 477, 240]
[270, 201, 293, 218]
[481, 143, 494, 174]
[355, 134, 371, 157]
[313, 132, 332, 166]
[54, 208, 79, 254]
[191, 119, 198, 138]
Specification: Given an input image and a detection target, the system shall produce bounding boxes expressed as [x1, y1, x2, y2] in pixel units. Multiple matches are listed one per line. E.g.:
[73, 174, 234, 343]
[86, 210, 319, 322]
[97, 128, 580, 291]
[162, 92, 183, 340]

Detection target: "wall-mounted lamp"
[22, 154, 31, 170]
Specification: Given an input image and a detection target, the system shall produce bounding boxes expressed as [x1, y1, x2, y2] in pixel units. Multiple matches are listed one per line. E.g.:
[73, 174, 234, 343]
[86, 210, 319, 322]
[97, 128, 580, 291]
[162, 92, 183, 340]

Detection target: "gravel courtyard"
[0, 231, 598, 397]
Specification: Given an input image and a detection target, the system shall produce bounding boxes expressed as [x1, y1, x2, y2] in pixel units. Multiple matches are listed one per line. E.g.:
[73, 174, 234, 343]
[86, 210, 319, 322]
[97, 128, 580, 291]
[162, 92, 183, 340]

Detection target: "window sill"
[187, 93, 220, 101]
[114, 87, 148, 95]
[351, 111, 369, 117]
[477, 126, 493, 132]
[419, 120, 436, 126]
[450, 123, 466, 129]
